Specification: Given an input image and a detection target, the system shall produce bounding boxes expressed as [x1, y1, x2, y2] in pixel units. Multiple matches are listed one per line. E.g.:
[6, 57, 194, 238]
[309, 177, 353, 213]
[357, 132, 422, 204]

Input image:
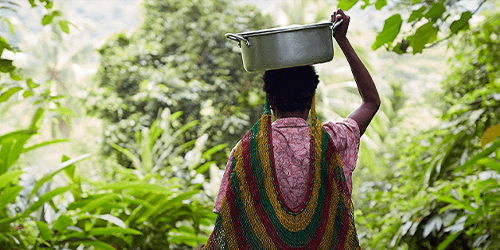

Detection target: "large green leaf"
[78, 240, 116, 250]
[0, 136, 30, 173]
[408, 6, 426, 23]
[196, 161, 215, 174]
[95, 181, 178, 195]
[30, 154, 91, 196]
[137, 189, 199, 223]
[35, 221, 52, 241]
[87, 227, 142, 236]
[450, 11, 472, 33]
[0, 170, 23, 189]
[374, 0, 387, 10]
[201, 144, 226, 160]
[27, 186, 73, 214]
[109, 142, 142, 172]
[0, 130, 36, 144]
[121, 194, 155, 209]
[26, 78, 40, 89]
[96, 214, 126, 229]
[22, 139, 70, 153]
[53, 215, 73, 232]
[169, 231, 209, 247]
[30, 107, 44, 130]
[53, 106, 76, 118]
[0, 186, 23, 210]
[455, 139, 500, 172]
[58, 20, 70, 34]
[0, 59, 15, 73]
[437, 231, 461, 250]
[0, 215, 22, 230]
[372, 14, 402, 50]
[0, 36, 13, 53]
[172, 120, 199, 141]
[476, 158, 500, 173]
[437, 195, 476, 212]
[411, 22, 438, 54]
[41, 10, 61, 26]
[0, 87, 22, 103]
[79, 193, 121, 213]
[423, 3, 445, 21]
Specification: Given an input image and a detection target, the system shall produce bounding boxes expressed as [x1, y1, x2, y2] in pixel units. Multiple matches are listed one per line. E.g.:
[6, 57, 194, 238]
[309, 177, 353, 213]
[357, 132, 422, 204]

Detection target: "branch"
[425, 0, 488, 49]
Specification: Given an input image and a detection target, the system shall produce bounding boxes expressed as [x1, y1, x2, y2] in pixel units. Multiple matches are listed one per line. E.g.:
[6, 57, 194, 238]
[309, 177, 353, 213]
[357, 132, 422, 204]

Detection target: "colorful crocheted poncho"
[202, 97, 360, 249]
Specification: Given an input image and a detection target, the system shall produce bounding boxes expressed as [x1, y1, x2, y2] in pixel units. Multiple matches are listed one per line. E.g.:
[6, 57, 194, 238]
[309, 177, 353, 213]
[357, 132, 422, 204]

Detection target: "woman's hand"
[331, 8, 350, 41]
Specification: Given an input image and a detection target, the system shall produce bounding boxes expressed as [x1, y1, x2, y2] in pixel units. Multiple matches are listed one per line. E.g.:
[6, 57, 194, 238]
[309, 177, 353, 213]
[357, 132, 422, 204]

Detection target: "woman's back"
[272, 117, 359, 209]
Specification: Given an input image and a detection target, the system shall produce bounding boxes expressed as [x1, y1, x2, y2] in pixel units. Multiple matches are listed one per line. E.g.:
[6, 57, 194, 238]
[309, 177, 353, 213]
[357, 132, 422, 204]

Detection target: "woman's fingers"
[331, 8, 347, 23]
[331, 8, 350, 39]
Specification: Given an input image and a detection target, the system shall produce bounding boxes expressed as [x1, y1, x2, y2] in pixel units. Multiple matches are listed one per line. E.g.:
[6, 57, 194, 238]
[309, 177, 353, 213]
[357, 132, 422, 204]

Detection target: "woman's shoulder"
[323, 118, 360, 142]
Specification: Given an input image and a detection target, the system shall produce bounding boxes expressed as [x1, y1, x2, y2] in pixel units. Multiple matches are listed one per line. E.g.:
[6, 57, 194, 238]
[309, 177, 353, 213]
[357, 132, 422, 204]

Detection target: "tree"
[86, 0, 273, 167]
[338, 0, 491, 54]
[356, 6, 500, 249]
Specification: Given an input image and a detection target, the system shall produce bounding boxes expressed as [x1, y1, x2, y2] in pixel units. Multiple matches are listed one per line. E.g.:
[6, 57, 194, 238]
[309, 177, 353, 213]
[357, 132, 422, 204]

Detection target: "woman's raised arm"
[332, 8, 381, 136]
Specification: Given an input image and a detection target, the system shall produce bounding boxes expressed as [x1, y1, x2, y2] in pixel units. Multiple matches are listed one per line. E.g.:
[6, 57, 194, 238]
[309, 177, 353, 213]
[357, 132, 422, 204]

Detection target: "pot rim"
[235, 22, 332, 37]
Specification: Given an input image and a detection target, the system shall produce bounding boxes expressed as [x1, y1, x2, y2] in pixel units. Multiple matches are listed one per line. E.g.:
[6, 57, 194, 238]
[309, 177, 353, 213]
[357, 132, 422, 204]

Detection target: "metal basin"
[226, 20, 342, 72]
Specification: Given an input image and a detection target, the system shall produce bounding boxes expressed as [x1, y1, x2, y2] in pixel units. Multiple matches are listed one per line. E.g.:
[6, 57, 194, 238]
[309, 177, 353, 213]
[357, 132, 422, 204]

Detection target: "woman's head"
[262, 65, 319, 113]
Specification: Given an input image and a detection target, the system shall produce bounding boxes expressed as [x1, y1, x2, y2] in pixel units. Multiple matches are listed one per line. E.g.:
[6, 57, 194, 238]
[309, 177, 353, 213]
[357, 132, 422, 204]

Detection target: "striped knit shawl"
[203, 97, 360, 249]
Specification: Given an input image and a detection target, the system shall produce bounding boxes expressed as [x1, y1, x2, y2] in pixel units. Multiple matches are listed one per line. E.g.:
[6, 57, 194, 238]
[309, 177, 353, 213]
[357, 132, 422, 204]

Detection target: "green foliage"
[75, 109, 219, 249]
[0, 107, 220, 249]
[86, 0, 273, 167]
[2, 2, 218, 249]
[1, 0, 72, 82]
[339, 0, 488, 54]
[356, 8, 500, 249]
[372, 14, 402, 50]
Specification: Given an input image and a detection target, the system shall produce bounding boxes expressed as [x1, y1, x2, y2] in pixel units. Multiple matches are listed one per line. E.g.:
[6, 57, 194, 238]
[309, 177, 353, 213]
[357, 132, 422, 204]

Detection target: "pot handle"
[225, 33, 251, 47]
[331, 19, 344, 36]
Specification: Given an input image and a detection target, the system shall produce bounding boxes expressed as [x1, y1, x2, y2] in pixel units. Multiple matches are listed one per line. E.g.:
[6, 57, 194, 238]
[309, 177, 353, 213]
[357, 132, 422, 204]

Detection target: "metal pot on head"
[225, 20, 343, 72]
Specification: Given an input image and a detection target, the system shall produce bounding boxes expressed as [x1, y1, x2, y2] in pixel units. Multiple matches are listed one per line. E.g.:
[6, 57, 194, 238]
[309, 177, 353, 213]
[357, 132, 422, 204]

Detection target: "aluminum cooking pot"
[225, 20, 343, 72]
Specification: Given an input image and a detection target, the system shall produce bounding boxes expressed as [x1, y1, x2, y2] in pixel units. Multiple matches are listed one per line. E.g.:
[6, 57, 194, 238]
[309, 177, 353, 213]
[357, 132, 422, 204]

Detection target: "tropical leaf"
[109, 142, 143, 172]
[0, 86, 22, 102]
[456, 139, 500, 172]
[35, 221, 52, 241]
[78, 193, 121, 214]
[0, 170, 23, 189]
[372, 14, 402, 50]
[94, 181, 179, 195]
[0, 186, 23, 211]
[27, 186, 73, 214]
[53, 215, 73, 232]
[30, 154, 91, 196]
[96, 214, 127, 229]
[87, 227, 142, 236]
[22, 139, 70, 153]
[78, 240, 116, 250]
[437, 231, 461, 250]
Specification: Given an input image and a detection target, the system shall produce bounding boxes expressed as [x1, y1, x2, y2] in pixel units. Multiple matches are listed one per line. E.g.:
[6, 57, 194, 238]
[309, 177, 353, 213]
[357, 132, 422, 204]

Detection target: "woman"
[203, 9, 380, 249]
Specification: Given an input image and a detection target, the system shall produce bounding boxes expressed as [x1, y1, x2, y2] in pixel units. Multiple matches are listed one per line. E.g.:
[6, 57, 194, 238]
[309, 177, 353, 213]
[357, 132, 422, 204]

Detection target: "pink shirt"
[213, 117, 360, 214]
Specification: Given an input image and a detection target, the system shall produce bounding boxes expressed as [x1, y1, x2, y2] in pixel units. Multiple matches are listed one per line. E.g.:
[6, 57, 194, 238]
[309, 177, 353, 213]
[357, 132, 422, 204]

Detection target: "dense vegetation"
[86, 0, 273, 166]
[0, 0, 270, 249]
[355, 6, 500, 249]
[1, 0, 499, 249]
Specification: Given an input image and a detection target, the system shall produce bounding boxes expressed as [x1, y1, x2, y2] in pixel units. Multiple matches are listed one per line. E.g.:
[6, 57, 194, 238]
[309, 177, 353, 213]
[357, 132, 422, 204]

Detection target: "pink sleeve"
[323, 118, 360, 197]
[213, 145, 237, 214]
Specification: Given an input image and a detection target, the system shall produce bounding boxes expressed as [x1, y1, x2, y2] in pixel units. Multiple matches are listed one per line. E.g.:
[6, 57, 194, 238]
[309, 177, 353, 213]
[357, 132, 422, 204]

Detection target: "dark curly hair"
[262, 65, 320, 112]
